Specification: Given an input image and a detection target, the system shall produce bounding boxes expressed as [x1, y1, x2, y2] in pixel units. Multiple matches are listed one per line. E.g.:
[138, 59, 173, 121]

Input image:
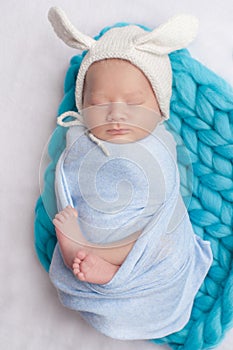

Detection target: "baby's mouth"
[107, 128, 130, 135]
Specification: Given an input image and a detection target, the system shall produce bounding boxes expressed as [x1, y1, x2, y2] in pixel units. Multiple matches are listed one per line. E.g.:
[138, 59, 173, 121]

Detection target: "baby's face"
[82, 59, 162, 143]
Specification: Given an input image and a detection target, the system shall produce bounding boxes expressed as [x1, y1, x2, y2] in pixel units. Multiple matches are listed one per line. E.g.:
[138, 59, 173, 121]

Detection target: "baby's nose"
[106, 102, 128, 122]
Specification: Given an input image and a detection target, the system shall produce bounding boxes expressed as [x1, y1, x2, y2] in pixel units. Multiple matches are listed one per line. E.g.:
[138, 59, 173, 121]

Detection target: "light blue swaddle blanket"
[49, 123, 213, 340]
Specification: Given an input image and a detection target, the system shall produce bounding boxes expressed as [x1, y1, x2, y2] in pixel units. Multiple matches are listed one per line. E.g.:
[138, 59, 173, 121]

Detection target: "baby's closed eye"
[87, 99, 107, 106]
[90, 100, 144, 106]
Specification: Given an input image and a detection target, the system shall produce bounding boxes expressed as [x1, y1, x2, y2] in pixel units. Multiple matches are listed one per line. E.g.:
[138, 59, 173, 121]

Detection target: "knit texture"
[48, 7, 199, 121]
[34, 22, 233, 349]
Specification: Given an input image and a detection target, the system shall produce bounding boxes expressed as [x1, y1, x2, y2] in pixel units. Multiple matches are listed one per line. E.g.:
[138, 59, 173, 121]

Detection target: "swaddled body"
[55, 123, 174, 244]
[50, 121, 213, 339]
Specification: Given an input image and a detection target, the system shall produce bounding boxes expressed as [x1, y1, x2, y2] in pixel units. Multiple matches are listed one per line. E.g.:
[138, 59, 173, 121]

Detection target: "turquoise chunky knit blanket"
[34, 22, 233, 349]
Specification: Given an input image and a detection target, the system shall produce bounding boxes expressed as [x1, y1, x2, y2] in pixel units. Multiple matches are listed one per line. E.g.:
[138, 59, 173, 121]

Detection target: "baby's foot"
[53, 206, 87, 268]
[53, 206, 84, 242]
[73, 250, 120, 284]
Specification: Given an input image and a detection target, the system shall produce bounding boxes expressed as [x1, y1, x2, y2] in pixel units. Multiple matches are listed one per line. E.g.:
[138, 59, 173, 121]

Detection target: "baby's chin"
[104, 136, 135, 144]
[93, 134, 145, 144]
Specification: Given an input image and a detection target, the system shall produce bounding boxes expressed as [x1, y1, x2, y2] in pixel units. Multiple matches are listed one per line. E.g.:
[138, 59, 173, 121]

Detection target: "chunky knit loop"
[34, 22, 233, 349]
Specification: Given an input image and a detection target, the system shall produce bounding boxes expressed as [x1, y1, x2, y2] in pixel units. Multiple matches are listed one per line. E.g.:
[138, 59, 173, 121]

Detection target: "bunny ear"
[48, 7, 96, 50]
[135, 14, 199, 55]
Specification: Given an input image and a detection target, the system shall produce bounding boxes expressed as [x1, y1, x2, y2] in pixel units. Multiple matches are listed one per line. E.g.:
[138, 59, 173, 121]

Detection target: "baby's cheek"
[88, 125, 106, 140]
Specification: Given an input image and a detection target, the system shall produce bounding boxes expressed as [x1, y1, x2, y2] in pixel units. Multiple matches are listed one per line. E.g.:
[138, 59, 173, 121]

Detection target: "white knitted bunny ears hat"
[48, 7, 198, 121]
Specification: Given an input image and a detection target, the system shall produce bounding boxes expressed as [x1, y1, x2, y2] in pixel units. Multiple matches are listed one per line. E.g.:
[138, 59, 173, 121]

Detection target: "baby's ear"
[48, 7, 96, 51]
[134, 14, 199, 55]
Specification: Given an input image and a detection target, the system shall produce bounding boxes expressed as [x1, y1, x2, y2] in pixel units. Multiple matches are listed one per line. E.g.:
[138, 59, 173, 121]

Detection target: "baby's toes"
[73, 257, 81, 264]
[73, 261, 80, 271]
[54, 213, 65, 223]
[60, 211, 69, 219]
[73, 266, 80, 275]
[65, 206, 78, 218]
[76, 250, 87, 260]
[73, 259, 80, 273]
[77, 272, 86, 281]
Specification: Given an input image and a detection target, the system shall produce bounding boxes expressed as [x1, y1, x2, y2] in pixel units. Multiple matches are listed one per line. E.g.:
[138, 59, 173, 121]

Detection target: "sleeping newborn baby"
[48, 7, 213, 339]
[54, 58, 170, 284]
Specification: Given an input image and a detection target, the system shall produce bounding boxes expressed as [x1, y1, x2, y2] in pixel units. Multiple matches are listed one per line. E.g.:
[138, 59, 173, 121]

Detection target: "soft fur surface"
[2, 1, 233, 349]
